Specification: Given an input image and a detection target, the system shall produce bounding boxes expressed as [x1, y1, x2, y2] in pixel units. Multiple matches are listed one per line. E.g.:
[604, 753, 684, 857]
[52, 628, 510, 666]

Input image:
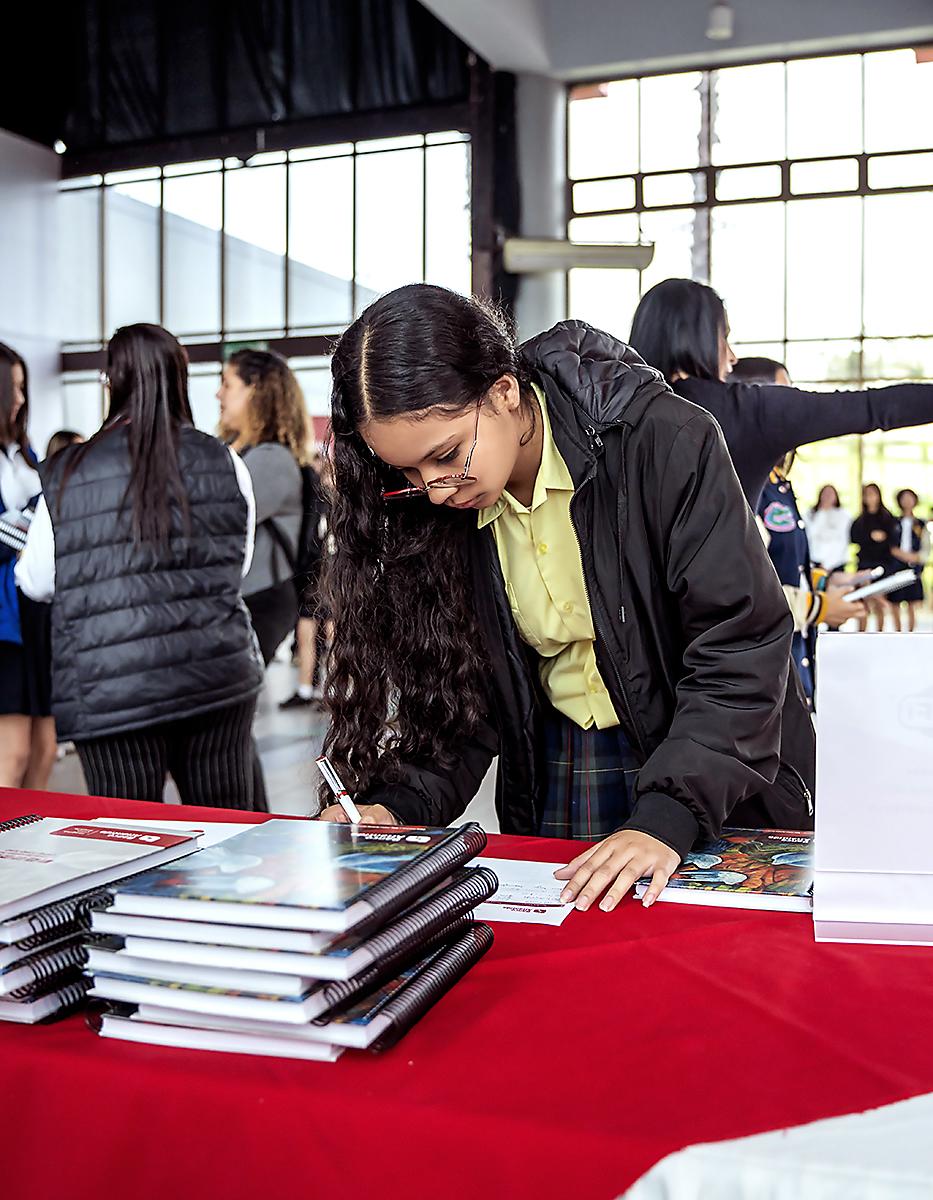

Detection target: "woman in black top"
[850, 483, 900, 631]
[629, 279, 933, 511]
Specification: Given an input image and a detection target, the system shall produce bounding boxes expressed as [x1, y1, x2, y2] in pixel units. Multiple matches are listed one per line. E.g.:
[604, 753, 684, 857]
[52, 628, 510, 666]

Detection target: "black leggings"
[76, 697, 267, 811]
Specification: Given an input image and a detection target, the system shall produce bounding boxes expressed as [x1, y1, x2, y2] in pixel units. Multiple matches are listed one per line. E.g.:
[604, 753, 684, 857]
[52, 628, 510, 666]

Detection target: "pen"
[315, 755, 363, 823]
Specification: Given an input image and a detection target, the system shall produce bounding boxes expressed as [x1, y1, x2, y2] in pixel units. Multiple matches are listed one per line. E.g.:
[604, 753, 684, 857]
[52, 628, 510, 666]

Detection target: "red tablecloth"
[3, 786, 933, 1200]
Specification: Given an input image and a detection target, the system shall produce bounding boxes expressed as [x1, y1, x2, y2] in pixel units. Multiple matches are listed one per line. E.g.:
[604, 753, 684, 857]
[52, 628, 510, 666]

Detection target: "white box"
[814, 632, 933, 945]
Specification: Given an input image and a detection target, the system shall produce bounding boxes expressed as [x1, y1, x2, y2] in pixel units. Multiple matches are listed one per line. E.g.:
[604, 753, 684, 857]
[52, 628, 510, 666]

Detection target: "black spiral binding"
[3, 938, 89, 994]
[9, 964, 87, 1002]
[352, 822, 488, 937]
[26, 975, 93, 1023]
[353, 865, 497, 965]
[313, 912, 474, 1023]
[369, 922, 495, 1053]
[0, 878, 130, 943]
[0, 813, 42, 831]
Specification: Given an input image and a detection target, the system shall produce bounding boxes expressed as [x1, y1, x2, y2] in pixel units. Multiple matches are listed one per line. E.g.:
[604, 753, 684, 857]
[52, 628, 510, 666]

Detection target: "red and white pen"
[315, 755, 363, 823]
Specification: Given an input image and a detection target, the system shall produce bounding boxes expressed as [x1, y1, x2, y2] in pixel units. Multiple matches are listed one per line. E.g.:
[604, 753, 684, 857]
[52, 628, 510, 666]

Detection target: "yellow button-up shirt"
[477, 385, 618, 731]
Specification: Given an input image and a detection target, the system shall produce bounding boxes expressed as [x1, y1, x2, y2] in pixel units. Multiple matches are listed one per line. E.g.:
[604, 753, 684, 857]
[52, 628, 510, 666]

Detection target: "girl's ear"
[488, 374, 521, 414]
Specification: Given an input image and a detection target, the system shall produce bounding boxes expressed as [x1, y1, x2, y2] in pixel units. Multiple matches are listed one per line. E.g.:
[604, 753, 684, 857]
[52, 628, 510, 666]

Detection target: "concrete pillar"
[513, 73, 567, 339]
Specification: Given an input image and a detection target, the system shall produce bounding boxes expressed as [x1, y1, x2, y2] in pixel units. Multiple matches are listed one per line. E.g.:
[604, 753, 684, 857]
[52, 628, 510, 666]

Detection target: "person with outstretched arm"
[629, 278, 933, 511]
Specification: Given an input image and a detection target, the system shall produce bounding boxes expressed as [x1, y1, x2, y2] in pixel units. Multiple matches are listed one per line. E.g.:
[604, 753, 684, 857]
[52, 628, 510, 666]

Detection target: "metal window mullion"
[284, 158, 291, 333]
[350, 148, 358, 319]
[98, 183, 106, 351]
[421, 141, 428, 283]
[220, 163, 227, 345]
[158, 171, 165, 326]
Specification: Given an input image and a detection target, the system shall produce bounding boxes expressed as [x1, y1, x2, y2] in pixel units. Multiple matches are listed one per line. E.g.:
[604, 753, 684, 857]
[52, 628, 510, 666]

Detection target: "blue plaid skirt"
[538, 707, 640, 840]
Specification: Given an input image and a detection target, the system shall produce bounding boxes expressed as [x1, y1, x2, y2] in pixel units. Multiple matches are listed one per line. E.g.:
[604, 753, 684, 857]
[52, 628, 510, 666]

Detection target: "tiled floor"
[47, 658, 500, 832]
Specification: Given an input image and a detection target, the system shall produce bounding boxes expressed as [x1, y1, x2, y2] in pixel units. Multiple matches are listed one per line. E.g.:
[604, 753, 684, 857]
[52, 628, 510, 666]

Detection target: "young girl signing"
[318, 285, 814, 913]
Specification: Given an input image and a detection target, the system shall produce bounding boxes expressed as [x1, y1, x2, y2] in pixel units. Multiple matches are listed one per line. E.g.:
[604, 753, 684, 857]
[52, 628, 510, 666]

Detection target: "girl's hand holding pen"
[318, 803, 400, 826]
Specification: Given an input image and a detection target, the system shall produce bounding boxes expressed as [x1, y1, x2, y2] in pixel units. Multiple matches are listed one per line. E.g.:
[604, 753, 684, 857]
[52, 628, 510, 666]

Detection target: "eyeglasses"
[381, 400, 482, 502]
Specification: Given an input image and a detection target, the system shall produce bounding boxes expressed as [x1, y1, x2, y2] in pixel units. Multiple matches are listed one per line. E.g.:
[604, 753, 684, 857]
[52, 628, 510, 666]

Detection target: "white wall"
[0, 128, 63, 455]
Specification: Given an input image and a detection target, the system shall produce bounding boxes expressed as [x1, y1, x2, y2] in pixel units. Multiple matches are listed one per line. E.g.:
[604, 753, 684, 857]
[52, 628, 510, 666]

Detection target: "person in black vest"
[16, 324, 265, 809]
[628, 279, 933, 512]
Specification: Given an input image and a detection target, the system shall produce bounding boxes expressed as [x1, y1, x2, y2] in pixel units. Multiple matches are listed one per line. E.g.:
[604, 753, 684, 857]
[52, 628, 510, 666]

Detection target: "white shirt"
[900, 515, 914, 553]
[16, 446, 255, 603]
[0, 443, 41, 511]
[804, 506, 853, 571]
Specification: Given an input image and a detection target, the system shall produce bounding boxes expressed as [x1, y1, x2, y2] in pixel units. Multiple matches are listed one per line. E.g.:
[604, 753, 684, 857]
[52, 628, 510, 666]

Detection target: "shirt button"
[798, 520, 805, 529]
[537, 542, 548, 555]
[801, 657, 810, 667]
[589, 683, 601, 694]
[562, 601, 573, 614]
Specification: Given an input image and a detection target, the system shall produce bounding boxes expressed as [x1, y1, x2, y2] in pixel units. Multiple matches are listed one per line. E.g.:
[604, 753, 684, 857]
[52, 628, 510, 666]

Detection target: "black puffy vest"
[40, 425, 263, 740]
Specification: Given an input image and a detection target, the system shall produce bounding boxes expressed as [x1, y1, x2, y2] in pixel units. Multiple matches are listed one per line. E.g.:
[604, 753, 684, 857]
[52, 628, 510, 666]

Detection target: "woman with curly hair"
[218, 349, 308, 664]
[316, 283, 815, 914]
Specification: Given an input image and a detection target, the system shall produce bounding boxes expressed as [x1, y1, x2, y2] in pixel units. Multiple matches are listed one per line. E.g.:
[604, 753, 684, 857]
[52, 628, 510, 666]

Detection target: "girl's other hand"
[317, 803, 400, 826]
[554, 829, 680, 912]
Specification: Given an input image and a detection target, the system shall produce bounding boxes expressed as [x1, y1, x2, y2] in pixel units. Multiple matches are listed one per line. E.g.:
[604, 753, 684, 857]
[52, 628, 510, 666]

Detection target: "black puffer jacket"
[40, 425, 263, 741]
[365, 324, 815, 857]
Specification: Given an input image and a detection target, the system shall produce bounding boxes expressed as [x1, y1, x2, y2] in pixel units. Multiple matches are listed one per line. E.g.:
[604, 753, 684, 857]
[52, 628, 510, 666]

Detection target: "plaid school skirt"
[538, 706, 640, 840]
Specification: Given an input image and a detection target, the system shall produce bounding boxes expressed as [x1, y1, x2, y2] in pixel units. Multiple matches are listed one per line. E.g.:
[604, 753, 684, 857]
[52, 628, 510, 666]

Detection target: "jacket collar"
[519, 320, 671, 432]
[518, 320, 671, 488]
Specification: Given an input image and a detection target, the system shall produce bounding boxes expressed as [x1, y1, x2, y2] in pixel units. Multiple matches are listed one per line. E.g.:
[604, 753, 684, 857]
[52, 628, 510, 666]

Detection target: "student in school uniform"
[0, 342, 57, 789]
[730, 357, 866, 707]
[850, 483, 902, 632]
[890, 488, 929, 632]
[315, 284, 814, 912]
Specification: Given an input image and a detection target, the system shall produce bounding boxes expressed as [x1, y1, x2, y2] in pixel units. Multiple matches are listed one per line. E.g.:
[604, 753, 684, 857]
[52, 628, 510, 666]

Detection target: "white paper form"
[474, 857, 576, 926]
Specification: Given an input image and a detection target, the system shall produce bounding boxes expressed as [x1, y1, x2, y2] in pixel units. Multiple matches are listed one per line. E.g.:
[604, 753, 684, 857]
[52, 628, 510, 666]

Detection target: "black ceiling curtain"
[0, 0, 471, 157]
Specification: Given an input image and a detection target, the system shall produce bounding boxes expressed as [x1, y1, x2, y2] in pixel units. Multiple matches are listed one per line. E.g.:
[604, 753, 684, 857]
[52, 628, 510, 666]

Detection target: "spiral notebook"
[0, 975, 91, 1024]
[93, 922, 494, 1057]
[109, 819, 487, 934]
[90, 867, 496, 990]
[0, 933, 89, 997]
[95, 866, 498, 985]
[89, 910, 480, 1026]
[0, 814, 201, 925]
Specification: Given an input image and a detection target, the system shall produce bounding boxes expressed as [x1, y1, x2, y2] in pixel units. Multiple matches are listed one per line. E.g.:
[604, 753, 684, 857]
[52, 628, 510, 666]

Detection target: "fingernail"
[643, 895, 655, 909]
[560, 889, 573, 904]
[599, 899, 613, 912]
[576, 897, 590, 911]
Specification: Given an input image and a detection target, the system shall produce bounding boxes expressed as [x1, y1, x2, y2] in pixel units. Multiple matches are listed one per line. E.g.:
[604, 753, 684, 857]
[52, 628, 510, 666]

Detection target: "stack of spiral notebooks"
[0, 814, 201, 1023]
[86, 818, 497, 1061]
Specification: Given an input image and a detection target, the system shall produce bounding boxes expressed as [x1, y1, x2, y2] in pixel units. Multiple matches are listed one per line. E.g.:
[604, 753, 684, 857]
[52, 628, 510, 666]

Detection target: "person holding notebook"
[315, 284, 814, 913]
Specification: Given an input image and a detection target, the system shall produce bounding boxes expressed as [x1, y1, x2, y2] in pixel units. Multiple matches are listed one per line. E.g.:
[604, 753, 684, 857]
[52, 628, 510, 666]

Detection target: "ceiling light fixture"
[706, 1, 734, 40]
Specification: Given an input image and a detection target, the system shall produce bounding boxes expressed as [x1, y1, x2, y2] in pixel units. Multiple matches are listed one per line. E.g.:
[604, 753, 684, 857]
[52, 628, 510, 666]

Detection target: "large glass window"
[60, 131, 473, 434]
[567, 47, 933, 520]
[61, 131, 472, 349]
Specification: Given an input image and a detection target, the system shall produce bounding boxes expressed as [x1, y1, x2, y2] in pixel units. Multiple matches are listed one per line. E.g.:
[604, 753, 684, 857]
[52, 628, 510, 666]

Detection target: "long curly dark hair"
[226, 349, 308, 464]
[321, 283, 534, 808]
